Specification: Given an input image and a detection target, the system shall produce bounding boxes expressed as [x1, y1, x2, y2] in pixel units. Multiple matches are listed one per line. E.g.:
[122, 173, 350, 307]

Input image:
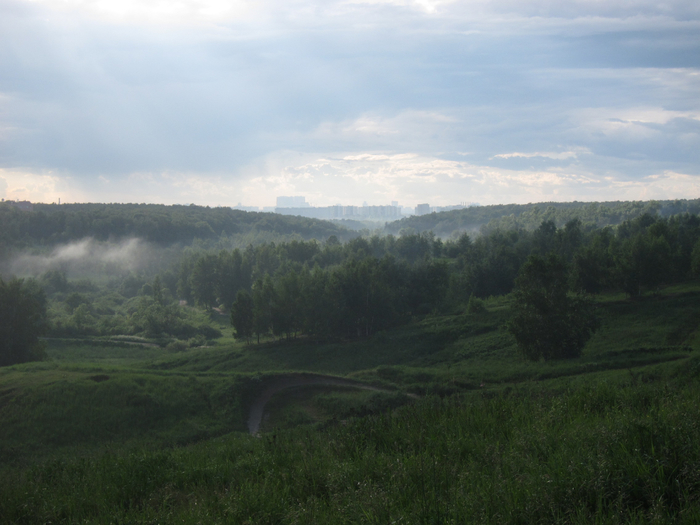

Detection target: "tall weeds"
[2, 367, 699, 524]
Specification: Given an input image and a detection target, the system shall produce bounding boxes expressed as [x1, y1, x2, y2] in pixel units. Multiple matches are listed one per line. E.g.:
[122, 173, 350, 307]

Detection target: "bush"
[466, 294, 486, 313]
[165, 340, 188, 353]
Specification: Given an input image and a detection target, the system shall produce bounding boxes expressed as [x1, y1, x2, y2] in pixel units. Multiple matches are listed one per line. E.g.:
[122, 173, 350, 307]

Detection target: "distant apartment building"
[415, 203, 472, 215]
[275, 203, 402, 220]
[276, 196, 310, 208]
[415, 203, 431, 216]
[268, 196, 472, 220]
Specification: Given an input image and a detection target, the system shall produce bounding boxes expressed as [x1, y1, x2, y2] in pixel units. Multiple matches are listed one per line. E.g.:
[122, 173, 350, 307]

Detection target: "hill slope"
[386, 198, 700, 237]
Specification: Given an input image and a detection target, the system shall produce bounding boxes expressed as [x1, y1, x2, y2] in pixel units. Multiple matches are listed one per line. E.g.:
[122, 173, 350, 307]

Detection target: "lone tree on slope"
[507, 254, 599, 361]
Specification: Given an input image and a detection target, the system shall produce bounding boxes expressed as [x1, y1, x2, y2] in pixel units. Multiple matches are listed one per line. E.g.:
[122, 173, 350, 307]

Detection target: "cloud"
[0, 168, 74, 203]
[0, 0, 698, 207]
[491, 150, 588, 160]
[235, 151, 625, 206]
[21, 0, 700, 26]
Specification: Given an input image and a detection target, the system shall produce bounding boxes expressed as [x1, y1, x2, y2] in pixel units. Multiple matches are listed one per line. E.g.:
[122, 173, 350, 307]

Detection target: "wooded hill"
[17, 210, 698, 359]
[385, 198, 700, 237]
[0, 202, 351, 249]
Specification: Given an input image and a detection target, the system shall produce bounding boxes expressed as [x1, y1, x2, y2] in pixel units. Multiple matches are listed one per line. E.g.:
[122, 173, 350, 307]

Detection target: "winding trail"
[247, 373, 407, 435]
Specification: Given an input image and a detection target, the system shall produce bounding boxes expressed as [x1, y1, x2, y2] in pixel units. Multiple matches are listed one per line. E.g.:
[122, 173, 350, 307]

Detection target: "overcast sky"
[1, 0, 699, 208]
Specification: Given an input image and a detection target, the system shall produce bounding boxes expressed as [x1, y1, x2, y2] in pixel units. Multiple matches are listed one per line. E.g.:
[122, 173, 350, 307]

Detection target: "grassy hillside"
[1, 283, 700, 522]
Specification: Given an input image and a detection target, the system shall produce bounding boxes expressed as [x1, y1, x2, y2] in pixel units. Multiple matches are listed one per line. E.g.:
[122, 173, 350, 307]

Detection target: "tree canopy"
[507, 254, 599, 361]
[0, 202, 350, 248]
[0, 277, 48, 366]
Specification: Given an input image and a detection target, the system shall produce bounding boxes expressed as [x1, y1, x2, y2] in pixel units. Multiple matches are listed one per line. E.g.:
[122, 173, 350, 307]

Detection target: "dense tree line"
[6, 204, 700, 362]
[0, 202, 350, 248]
[385, 199, 700, 238]
[231, 257, 449, 342]
[225, 212, 700, 345]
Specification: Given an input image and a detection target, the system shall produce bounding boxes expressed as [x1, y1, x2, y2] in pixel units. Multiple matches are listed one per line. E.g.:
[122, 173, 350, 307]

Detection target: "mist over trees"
[3, 199, 700, 363]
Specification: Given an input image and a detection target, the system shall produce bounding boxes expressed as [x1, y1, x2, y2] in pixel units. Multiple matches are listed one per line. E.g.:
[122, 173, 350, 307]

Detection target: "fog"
[5, 238, 163, 279]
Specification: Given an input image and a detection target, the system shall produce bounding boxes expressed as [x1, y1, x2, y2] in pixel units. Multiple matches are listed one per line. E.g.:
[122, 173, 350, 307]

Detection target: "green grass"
[43, 339, 167, 364]
[2, 283, 700, 522]
[0, 363, 258, 466]
[259, 385, 415, 432]
[2, 359, 699, 523]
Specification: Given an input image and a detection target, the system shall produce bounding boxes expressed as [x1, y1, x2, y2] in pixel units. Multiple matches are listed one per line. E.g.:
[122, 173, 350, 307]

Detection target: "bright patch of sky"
[0, 0, 698, 207]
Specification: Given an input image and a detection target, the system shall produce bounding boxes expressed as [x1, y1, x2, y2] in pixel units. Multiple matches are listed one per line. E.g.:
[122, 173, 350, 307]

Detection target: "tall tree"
[615, 232, 672, 296]
[230, 290, 254, 343]
[508, 254, 599, 361]
[0, 278, 48, 366]
[251, 276, 275, 343]
[190, 254, 218, 309]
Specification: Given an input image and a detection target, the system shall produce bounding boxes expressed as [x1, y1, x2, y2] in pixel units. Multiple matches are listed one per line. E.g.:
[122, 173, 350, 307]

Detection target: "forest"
[386, 198, 700, 237]
[0, 201, 351, 254]
[2, 199, 700, 523]
[3, 209, 698, 360]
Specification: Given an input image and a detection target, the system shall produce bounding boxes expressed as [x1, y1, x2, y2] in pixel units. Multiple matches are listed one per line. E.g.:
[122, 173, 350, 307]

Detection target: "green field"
[1, 284, 700, 523]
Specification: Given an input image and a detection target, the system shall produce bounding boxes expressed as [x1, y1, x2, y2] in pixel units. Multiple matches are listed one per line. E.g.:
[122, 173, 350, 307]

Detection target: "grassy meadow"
[1, 283, 700, 523]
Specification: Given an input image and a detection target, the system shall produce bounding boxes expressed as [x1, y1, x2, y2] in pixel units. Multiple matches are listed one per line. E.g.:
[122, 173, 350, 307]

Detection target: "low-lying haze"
[0, 0, 698, 207]
[5, 238, 157, 279]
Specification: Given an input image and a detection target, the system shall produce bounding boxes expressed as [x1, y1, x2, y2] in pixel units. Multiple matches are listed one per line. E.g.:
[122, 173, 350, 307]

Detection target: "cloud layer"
[1, 0, 698, 207]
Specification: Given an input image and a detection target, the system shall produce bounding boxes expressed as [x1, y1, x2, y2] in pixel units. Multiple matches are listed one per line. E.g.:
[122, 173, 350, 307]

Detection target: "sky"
[0, 0, 699, 208]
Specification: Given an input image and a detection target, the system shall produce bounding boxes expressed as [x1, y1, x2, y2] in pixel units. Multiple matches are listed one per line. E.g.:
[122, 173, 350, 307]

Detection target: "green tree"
[230, 290, 254, 342]
[507, 254, 599, 361]
[570, 228, 614, 294]
[615, 232, 672, 296]
[214, 249, 249, 309]
[151, 276, 164, 306]
[692, 238, 700, 276]
[65, 292, 89, 313]
[533, 219, 557, 255]
[299, 265, 332, 337]
[0, 277, 48, 366]
[190, 254, 218, 310]
[556, 218, 583, 261]
[251, 276, 275, 343]
[72, 303, 96, 332]
[271, 269, 303, 339]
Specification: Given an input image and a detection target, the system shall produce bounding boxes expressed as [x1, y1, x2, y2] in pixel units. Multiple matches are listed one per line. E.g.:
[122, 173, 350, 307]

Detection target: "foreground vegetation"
[1, 358, 699, 524]
[2, 199, 700, 522]
[1, 279, 699, 522]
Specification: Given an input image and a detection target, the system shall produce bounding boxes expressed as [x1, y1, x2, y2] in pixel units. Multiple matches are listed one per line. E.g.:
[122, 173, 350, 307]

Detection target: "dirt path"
[247, 373, 403, 435]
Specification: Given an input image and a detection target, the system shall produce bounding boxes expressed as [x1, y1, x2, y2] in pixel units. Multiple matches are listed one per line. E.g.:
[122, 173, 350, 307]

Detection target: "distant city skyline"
[1, 1, 698, 206]
[230, 196, 476, 218]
